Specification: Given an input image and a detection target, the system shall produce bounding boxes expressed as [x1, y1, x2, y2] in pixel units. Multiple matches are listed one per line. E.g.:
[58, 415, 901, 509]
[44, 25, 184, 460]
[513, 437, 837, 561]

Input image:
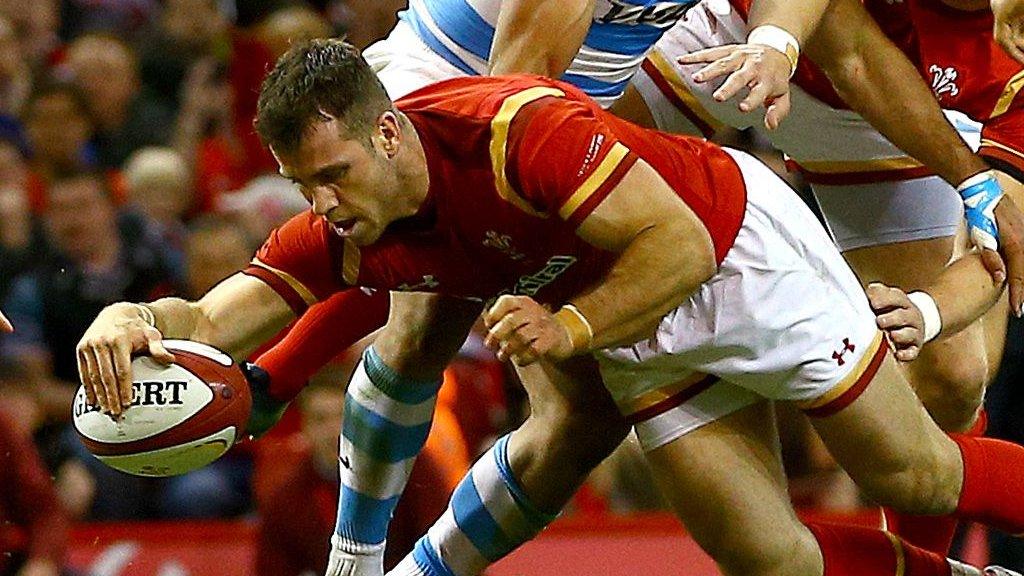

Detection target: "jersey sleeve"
[504, 96, 639, 228]
[242, 211, 349, 315]
[981, 110, 1024, 183]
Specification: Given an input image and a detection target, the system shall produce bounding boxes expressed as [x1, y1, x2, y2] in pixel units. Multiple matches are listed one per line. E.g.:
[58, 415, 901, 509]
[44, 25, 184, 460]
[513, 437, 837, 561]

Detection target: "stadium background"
[0, 1, 1021, 574]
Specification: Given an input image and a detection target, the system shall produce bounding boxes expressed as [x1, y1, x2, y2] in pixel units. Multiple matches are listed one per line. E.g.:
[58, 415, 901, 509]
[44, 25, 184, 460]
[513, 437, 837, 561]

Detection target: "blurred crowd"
[0, 2, 1022, 575]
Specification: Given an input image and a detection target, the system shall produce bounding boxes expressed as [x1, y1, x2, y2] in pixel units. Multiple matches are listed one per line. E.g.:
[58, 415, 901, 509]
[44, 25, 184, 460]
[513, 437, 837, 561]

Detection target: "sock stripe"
[413, 535, 458, 576]
[363, 346, 442, 403]
[470, 441, 548, 542]
[451, 473, 518, 560]
[427, 509, 490, 576]
[493, 435, 558, 526]
[348, 364, 438, 426]
[336, 484, 400, 545]
[342, 399, 434, 462]
[338, 436, 416, 499]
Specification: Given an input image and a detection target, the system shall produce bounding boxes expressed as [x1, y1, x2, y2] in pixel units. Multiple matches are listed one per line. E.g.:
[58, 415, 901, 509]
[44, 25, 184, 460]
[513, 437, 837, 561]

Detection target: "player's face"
[273, 114, 404, 246]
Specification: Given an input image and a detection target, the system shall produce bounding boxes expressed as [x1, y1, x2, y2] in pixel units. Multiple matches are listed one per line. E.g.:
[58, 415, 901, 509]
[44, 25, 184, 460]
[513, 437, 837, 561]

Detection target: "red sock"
[881, 410, 989, 553]
[256, 289, 390, 402]
[953, 430, 1024, 535]
[807, 522, 955, 576]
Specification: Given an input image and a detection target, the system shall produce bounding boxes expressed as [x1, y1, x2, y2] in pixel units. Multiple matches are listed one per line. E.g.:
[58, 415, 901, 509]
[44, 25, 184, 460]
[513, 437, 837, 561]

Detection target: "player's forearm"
[748, 0, 829, 45]
[572, 223, 716, 349]
[806, 0, 987, 185]
[489, 0, 594, 77]
[921, 254, 1004, 339]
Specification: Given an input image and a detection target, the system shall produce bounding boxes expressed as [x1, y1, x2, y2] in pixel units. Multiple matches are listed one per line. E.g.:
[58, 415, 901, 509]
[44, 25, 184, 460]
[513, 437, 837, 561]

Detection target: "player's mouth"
[330, 218, 357, 237]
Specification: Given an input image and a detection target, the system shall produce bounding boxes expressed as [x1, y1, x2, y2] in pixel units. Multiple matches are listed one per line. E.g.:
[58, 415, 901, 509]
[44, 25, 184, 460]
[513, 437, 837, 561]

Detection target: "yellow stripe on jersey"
[490, 86, 565, 218]
[249, 258, 318, 306]
[342, 238, 361, 286]
[794, 156, 924, 174]
[884, 531, 907, 576]
[616, 372, 712, 417]
[992, 69, 1024, 119]
[646, 51, 725, 134]
[981, 137, 1024, 162]
[559, 142, 631, 221]
[797, 331, 884, 411]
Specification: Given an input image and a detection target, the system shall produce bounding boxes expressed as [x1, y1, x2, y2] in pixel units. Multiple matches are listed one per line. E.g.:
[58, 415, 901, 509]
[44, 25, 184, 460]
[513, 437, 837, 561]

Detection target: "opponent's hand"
[866, 283, 926, 362]
[484, 295, 573, 366]
[677, 44, 793, 129]
[76, 304, 174, 417]
[993, 0, 1024, 64]
[958, 172, 1024, 311]
[0, 309, 11, 333]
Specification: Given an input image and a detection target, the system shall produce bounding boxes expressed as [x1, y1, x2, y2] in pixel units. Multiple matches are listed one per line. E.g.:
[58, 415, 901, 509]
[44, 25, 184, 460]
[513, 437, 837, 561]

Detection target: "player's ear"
[376, 110, 401, 159]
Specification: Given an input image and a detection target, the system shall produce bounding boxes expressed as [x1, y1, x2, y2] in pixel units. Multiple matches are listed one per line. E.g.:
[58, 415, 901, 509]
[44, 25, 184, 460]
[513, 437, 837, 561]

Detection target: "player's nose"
[309, 185, 338, 216]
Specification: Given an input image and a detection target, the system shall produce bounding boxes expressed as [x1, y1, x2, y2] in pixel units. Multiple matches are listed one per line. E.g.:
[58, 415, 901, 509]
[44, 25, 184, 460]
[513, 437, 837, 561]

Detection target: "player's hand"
[994, 194, 1024, 316]
[993, 0, 1024, 64]
[866, 283, 926, 362]
[484, 295, 573, 366]
[677, 44, 793, 129]
[0, 309, 11, 333]
[76, 303, 174, 417]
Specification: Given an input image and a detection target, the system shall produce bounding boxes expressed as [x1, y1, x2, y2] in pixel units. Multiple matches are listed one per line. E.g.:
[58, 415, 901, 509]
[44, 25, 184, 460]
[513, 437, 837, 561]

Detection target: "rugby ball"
[72, 340, 251, 477]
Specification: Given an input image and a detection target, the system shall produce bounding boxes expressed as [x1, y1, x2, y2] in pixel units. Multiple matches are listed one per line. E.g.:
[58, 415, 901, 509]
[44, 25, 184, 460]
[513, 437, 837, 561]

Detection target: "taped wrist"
[747, 25, 800, 78]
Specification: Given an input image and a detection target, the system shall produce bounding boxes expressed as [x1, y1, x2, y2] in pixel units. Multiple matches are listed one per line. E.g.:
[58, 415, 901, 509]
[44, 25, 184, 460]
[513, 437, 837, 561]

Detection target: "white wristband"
[907, 291, 942, 343]
[134, 303, 156, 328]
[747, 25, 800, 78]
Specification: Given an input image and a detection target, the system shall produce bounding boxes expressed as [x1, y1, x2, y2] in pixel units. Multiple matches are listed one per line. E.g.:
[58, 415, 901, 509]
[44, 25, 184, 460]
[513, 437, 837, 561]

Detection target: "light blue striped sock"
[334, 346, 441, 551]
[388, 434, 557, 576]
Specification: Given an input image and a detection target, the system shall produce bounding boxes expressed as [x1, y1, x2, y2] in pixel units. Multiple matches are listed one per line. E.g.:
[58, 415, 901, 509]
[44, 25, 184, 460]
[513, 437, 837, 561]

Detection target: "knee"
[912, 359, 987, 432]
[703, 520, 821, 576]
[853, 440, 962, 515]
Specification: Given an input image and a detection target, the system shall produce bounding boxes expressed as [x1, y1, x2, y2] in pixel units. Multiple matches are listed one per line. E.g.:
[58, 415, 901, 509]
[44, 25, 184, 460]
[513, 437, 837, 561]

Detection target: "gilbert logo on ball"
[73, 340, 251, 477]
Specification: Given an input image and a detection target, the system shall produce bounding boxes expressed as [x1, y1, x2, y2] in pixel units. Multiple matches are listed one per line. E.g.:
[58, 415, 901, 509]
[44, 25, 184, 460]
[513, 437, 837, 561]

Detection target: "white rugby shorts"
[632, 0, 963, 251]
[363, 19, 468, 100]
[597, 149, 887, 451]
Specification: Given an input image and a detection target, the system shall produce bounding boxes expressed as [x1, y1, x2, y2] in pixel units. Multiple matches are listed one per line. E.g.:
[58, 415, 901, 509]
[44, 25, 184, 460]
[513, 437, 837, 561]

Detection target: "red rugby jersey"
[244, 75, 746, 314]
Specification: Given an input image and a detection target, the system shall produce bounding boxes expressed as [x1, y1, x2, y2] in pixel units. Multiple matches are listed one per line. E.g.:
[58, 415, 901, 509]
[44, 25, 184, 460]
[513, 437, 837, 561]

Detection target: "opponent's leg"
[389, 356, 630, 576]
[328, 293, 482, 576]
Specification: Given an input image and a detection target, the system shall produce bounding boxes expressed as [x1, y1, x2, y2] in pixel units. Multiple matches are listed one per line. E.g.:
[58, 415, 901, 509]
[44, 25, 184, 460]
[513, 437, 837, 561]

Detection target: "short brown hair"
[255, 38, 392, 154]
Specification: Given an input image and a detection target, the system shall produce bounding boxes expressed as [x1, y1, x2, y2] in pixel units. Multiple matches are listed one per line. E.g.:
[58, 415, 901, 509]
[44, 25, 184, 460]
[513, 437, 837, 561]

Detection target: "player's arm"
[806, 0, 1024, 313]
[486, 160, 716, 364]
[76, 273, 295, 417]
[489, 0, 595, 77]
[0, 309, 11, 332]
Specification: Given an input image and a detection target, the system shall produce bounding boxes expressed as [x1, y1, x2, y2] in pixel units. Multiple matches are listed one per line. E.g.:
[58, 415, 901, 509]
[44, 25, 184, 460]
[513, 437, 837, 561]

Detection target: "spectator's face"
[25, 92, 92, 171]
[186, 225, 252, 296]
[65, 38, 138, 128]
[130, 175, 192, 226]
[162, 0, 227, 53]
[0, 141, 27, 189]
[302, 387, 345, 471]
[44, 177, 115, 262]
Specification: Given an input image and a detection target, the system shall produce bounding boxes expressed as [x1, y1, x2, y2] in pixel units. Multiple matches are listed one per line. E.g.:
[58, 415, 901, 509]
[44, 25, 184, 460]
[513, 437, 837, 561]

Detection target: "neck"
[393, 111, 431, 218]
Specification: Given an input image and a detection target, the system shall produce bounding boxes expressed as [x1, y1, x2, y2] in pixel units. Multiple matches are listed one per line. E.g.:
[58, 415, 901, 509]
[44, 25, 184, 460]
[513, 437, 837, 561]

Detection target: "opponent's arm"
[489, 0, 595, 77]
[485, 160, 716, 364]
[76, 273, 295, 416]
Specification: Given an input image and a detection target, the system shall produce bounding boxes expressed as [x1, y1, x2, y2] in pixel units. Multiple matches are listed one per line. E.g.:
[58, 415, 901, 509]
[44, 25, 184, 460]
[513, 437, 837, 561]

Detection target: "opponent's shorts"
[597, 149, 887, 451]
[632, 0, 963, 251]
[363, 20, 468, 100]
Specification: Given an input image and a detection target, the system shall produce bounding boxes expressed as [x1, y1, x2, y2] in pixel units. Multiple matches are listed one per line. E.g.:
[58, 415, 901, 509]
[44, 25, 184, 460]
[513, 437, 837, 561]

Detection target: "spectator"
[22, 82, 95, 181]
[62, 33, 176, 169]
[0, 138, 34, 300]
[0, 0, 62, 68]
[255, 5, 332, 59]
[184, 215, 253, 297]
[0, 16, 31, 118]
[0, 407, 69, 576]
[123, 146, 193, 232]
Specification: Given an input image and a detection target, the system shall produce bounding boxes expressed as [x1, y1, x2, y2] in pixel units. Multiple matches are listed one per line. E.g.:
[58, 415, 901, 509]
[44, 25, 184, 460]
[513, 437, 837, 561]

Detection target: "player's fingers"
[485, 313, 530, 349]
[712, 62, 754, 102]
[764, 93, 791, 130]
[484, 295, 521, 328]
[83, 346, 112, 413]
[77, 349, 98, 407]
[145, 327, 175, 364]
[692, 53, 743, 85]
[885, 327, 922, 349]
[739, 80, 771, 113]
[981, 247, 1008, 285]
[93, 342, 124, 415]
[893, 345, 921, 363]
[865, 282, 904, 311]
[874, 308, 914, 331]
[677, 45, 739, 66]
[112, 339, 135, 407]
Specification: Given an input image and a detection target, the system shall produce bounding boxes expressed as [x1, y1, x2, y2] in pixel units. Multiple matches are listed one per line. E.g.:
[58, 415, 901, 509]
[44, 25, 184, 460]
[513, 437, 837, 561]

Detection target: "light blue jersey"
[400, 0, 697, 107]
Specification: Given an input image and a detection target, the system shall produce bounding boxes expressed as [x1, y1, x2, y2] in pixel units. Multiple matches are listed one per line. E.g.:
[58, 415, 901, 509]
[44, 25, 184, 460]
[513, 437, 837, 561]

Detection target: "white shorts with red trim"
[633, 0, 963, 251]
[597, 149, 884, 451]
[362, 20, 468, 100]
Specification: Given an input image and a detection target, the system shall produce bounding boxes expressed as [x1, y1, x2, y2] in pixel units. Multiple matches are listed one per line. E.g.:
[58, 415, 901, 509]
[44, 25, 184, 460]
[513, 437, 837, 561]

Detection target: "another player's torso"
[347, 77, 745, 305]
[400, 0, 697, 106]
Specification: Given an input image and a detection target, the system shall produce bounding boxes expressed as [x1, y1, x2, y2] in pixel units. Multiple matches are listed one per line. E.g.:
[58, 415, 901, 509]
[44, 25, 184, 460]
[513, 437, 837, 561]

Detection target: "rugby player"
[78, 40, 1024, 576]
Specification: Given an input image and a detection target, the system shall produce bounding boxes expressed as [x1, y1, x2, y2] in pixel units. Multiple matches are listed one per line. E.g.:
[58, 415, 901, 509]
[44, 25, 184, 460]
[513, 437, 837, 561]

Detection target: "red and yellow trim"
[620, 373, 720, 425]
[980, 138, 1024, 175]
[558, 141, 632, 221]
[800, 332, 888, 418]
[490, 86, 565, 218]
[642, 52, 723, 138]
[243, 258, 318, 315]
[884, 531, 907, 576]
[786, 157, 932, 185]
[991, 69, 1024, 120]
